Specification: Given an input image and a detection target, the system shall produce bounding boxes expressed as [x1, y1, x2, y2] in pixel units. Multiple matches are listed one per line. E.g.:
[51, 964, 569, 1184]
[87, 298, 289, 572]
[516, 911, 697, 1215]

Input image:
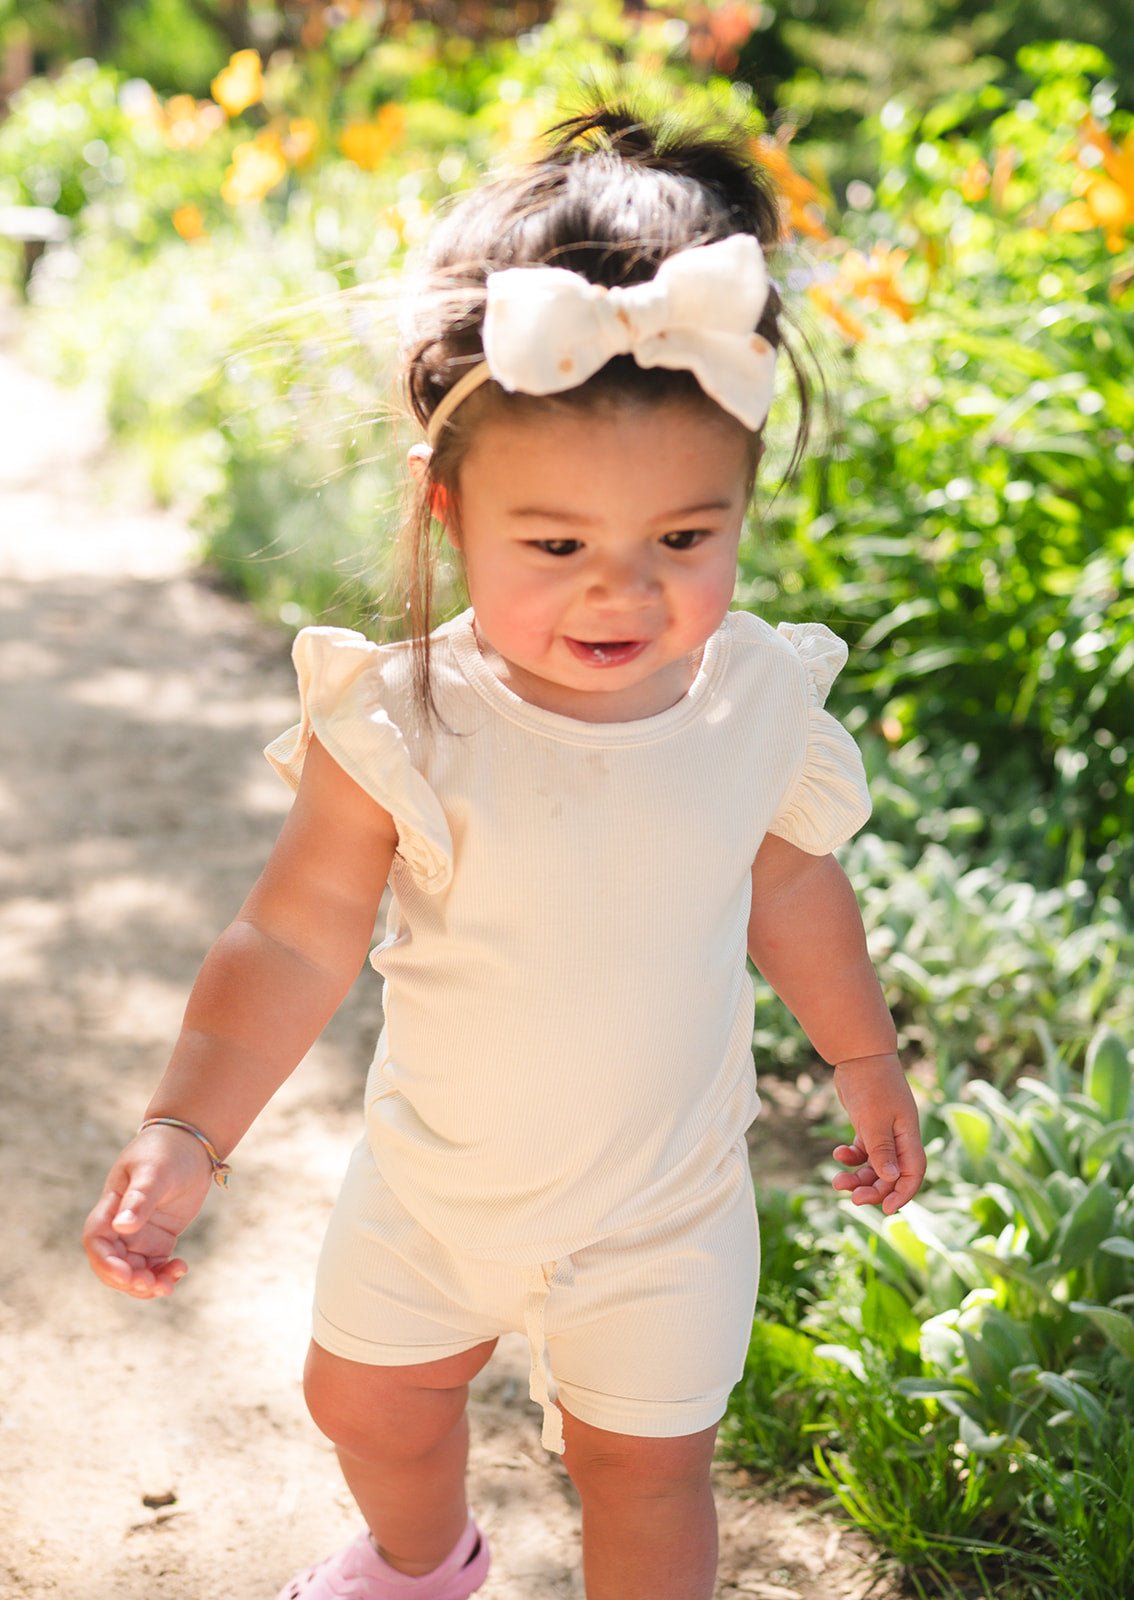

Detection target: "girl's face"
[440, 400, 753, 721]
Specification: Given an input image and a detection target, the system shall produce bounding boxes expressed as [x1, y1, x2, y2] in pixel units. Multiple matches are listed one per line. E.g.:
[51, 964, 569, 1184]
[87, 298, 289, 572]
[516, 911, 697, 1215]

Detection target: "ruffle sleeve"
[766, 622, 872, 854]
[263, 626, 453, 894]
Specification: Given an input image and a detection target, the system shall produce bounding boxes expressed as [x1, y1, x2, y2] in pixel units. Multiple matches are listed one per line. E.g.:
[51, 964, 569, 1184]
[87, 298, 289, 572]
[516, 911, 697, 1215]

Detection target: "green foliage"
[759, 0, 1134, 181]
[0, 57, 235, 257]
[1018, 1414, 1134, 1600]
[745, 43, 1134, 889]
[730, 1023, 1134, 1596]
[754, 731, 1132, 1083]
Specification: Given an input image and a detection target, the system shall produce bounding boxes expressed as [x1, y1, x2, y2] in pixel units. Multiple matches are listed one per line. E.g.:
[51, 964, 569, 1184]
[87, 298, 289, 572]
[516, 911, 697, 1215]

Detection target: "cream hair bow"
[425, 233, 777, 447]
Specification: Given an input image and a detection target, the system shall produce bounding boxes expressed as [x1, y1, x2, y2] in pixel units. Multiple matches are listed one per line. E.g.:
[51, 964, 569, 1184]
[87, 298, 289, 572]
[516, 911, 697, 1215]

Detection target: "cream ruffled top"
[265, 609, 870, 1262]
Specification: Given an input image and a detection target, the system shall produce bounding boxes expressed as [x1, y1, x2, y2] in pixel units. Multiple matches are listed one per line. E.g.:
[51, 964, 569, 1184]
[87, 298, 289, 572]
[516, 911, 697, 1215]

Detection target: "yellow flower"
[211, 49, 264, 118]
[282, 117, 320, 169]
[750, 135, 831, 242]
[959, 158, 990, 203]
[497, 99, 547, 164]
[1051, 198, 1096, 234]
[221, 130, 288, 205]
[172, 203, 206, 241]
[339, 104, 406, 171]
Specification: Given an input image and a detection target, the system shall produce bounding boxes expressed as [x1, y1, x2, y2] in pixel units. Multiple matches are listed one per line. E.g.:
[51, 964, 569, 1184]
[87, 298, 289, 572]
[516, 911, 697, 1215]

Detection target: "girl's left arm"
[747, 832, 926, 1213]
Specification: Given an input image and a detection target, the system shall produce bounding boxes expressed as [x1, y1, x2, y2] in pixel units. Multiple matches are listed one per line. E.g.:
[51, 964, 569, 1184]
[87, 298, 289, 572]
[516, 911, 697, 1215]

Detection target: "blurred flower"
[960, 158, 990, 203]
[172, 203, 206, 241]
[119, 79, 163, 130]
[496, 98, 548, 164]
[686, 3, 762, 74]
[212, 49, 264, 118]
[1053, 118, 1134, 252]
[807, 282, 868, 343]
[162, 94, 225, 151]
[835, 243, 914, 321]
[990, 144, 1015, 210]
[808, 243, 913, 342]
[282, 117, 320, 169]
[750, 135, 830, 241]
[339, 104, 406, 170]
[221, 130, 288, 204]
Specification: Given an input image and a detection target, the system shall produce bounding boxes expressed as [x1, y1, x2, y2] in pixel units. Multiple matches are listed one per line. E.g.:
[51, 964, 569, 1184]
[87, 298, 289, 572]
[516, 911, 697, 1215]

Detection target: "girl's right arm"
[82, 735, 398, 1299]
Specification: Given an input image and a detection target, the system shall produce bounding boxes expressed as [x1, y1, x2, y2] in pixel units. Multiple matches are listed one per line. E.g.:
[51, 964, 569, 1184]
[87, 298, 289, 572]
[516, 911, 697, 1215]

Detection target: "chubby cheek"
[675, 565, 737, 647]
[463, 555, 563, 659]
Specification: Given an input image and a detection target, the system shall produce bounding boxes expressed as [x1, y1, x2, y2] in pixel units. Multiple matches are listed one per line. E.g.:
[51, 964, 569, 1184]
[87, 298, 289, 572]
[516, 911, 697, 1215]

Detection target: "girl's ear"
[407, 443, 453, 531]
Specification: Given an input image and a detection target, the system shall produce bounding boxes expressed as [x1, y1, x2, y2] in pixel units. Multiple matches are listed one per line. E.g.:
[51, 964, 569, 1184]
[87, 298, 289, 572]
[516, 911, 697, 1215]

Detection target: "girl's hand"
[82, 1125, 216, 1298]
[830, 1055, 926, 1214]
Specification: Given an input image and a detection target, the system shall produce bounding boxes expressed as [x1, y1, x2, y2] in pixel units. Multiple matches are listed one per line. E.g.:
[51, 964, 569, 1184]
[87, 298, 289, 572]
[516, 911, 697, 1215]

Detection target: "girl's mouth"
[564, 638, 649, 668]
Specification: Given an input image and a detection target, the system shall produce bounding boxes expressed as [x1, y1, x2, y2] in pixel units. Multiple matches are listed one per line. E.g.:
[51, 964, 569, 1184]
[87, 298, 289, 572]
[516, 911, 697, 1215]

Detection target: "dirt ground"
[0, 315, 904, 1600]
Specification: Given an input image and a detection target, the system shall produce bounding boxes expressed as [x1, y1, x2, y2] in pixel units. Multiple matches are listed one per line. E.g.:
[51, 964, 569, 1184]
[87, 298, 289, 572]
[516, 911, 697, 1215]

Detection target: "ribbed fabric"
[310, 1133, 760, 1451]
[265, 607, 871, 1264]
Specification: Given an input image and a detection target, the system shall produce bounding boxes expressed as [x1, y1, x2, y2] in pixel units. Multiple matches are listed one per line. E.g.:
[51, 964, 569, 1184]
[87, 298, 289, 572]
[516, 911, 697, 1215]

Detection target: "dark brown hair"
[397, 93, 813, 714]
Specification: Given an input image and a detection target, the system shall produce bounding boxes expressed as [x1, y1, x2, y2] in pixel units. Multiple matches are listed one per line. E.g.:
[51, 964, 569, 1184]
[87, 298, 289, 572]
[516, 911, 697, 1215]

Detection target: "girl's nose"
[586, 551, 658, 606]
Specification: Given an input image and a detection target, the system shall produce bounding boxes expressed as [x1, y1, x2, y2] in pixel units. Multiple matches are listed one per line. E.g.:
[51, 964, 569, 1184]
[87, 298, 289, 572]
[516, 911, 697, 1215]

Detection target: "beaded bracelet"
[138, 1117, 232, 1189]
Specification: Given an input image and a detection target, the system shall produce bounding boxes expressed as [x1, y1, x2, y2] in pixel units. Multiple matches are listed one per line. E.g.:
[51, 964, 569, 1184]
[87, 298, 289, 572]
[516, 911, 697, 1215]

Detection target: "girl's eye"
[529, 538, 583, 557]
[661, 529, 709, 551]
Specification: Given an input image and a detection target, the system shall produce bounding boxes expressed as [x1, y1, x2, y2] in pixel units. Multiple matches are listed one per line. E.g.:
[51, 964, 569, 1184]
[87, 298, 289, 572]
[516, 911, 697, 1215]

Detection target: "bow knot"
[482, 233, 777, 431]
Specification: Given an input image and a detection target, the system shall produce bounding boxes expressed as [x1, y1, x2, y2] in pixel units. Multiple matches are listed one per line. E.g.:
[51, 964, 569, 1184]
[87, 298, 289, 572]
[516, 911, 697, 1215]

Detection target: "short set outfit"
[265, 608, 871, 1453]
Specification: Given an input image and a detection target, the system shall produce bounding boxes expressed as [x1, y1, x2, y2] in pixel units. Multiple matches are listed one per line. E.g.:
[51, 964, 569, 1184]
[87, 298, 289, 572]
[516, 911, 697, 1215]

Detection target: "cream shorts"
[312, 1136, 760, 1455]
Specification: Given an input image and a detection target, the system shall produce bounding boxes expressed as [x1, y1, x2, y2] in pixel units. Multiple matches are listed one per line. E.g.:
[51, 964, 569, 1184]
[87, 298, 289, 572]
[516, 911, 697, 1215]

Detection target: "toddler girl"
[84, 97, 925, 1600]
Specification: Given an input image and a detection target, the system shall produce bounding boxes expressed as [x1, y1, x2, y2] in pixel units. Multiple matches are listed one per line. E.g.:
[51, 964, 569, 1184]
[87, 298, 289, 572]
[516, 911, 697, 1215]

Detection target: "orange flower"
[686, 3, 761, 73]
[221, 130, 288, 205]
[1081, 116, 1134, 194]
[990, 144, 1016, 210]
[1053, 118, 1134, 252]
[960, 158, 990, 203]
[163, 94, 225, 151]
[807, 282, 868, 343]
[211, 49, 264, 118]
[807, 243, 914, 343]
[339, 104, 406, 171]
[172, 203, 206, 241]
[282, 117, 320, 169]
[750, 135, 830, 241]
[835, 244, 914, 321]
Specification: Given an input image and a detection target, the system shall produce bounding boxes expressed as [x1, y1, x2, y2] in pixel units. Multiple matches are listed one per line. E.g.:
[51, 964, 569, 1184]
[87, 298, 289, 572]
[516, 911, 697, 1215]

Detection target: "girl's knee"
[301, 1340, 493, 1461]
[562, 1414, 718, 1504]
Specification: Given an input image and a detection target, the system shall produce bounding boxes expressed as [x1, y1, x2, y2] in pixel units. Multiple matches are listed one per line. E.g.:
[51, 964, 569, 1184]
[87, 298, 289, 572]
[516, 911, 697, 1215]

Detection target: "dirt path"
[0, 319, 897, 1600]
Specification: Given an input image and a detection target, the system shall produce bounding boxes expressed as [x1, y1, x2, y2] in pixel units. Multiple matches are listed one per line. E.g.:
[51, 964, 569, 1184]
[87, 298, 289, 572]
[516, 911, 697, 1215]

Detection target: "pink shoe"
[275, 1517, 490, 1600]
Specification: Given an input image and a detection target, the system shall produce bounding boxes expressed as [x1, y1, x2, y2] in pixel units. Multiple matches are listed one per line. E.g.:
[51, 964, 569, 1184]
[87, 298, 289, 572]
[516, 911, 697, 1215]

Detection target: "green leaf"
[1084, 1028, 1132, 1122]
[944, 1103, 993, 1165]
[862, 1277, 921, 1354]
[1068, 1301, 1134, 1362]
[814, 1343, 867, 1383]
[1081, 1122, 1134, 1176]
[959, 1412, 1011, 1456]
[1033, 1371, 1106, 1430]
[897, 1378, 975, 1401]
[1055, 1180, 1118, 1265]
[965, 1249, 1060, 1298]
[1100, 1236, 1134, 1262]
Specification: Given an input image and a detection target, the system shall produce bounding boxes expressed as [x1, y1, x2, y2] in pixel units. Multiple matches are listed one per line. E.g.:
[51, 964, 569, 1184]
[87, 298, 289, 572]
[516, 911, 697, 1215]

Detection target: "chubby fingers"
[831, 1135, 924, 1213]
[82, 1187, 188, 1298]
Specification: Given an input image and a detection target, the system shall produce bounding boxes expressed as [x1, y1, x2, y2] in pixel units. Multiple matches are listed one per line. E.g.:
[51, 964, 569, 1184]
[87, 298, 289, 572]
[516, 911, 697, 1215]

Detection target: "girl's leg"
[561, 1408, 720, 1600]
[302, 1337, 497, 1576]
